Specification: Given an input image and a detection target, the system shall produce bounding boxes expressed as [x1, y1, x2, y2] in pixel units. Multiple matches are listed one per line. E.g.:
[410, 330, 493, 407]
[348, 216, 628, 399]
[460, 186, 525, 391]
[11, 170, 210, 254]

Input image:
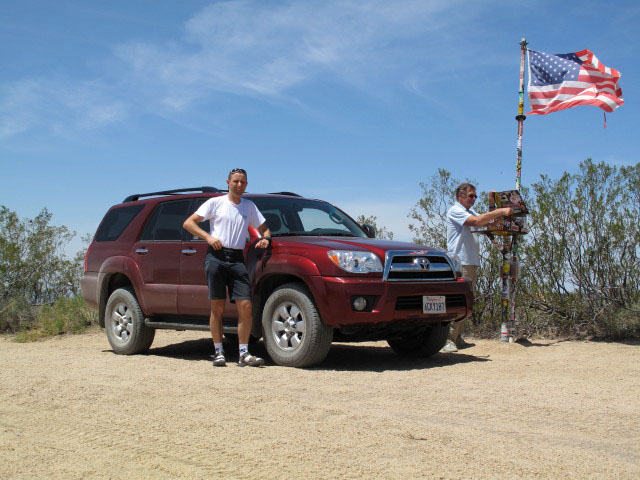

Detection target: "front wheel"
[387, 323, 450, 358]
[262, 283, 333, 367]
[104, 287, 155, 355]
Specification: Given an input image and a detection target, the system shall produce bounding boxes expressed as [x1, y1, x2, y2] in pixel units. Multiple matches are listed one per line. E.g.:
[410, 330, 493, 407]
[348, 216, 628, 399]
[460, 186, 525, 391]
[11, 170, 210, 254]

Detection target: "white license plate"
[423, 296, 446, 314]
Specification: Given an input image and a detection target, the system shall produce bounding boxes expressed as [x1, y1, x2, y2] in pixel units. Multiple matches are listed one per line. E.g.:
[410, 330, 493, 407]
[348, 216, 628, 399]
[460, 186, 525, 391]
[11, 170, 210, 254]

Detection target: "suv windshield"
[252, 197, 367, 238]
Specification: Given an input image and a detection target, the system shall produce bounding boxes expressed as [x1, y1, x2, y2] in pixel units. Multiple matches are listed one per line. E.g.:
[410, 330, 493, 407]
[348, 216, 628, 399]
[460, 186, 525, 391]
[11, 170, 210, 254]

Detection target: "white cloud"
[1, 0, 495, 139]
[0, 78, 127, 140]
[0, 80, 40, 138]
[112, 0, 484, 110]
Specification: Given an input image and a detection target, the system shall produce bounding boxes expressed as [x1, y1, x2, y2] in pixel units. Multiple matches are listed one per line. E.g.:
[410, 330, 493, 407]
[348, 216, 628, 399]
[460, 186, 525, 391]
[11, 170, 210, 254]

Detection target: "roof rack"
[123, 186, 221, 203]
[269, 191, 301, 197]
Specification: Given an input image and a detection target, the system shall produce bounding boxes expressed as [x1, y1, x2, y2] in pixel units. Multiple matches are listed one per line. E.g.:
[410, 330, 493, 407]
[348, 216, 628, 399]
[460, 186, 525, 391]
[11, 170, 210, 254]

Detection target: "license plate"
[423, 296, 446, 314]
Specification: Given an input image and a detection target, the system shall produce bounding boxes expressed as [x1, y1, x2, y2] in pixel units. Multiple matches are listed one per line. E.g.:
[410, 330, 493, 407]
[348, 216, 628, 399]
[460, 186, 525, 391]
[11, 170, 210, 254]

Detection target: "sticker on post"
[423, 295, 446, 314]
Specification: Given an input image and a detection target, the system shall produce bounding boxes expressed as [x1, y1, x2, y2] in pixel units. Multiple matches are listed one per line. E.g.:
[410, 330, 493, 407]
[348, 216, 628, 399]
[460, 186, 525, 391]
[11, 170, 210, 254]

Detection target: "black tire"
[104, 287, 155, 355]
[387, 323, 450, 358]
[262, 283, 333, 367]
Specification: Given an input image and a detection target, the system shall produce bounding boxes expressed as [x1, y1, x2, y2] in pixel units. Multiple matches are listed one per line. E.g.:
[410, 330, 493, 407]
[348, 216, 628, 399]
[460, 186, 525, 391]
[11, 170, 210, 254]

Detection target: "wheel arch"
[98, 256, 146, 328]
[99, 273, 137, 327]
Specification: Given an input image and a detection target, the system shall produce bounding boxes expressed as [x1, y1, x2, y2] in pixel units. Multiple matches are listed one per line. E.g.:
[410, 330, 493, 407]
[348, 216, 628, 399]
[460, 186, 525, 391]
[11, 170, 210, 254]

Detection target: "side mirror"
[361, 224, 376, 238]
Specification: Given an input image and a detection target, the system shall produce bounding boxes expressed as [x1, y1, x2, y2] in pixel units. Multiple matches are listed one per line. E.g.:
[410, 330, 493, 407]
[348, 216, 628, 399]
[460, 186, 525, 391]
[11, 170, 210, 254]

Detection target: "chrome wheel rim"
[270, 301, 306, 352]
[111, 302, 133, 343]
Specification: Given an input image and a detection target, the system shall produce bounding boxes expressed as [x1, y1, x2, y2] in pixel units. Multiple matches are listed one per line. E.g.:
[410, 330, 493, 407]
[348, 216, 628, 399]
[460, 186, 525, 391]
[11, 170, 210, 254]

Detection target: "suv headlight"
[327, 250, 383, 273]
[447, 253, 463, 277]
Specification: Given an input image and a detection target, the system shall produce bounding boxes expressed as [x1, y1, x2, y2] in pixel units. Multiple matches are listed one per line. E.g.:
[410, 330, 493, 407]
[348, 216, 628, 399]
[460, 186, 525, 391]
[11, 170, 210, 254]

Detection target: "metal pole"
[509, 38, 528, 342]
[500, 238, 512, 341]
[508, 236, 520, 341]
[515, 37, 527, 191]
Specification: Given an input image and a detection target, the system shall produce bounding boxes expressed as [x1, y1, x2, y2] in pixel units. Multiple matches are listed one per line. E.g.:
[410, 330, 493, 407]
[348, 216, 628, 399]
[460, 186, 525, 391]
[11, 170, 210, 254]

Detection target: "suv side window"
[95, 205, 144, 242]
[185, 198, 211, 241]
[140, 200, 192, 241]
[259, 209, 287, 235]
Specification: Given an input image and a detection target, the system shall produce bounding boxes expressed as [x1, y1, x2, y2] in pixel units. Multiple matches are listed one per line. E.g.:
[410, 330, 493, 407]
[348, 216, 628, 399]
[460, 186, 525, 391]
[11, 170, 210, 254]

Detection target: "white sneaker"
[441, 340, 458, 353]
[211, 351, 226, 367]
[238, 352, 265, 367]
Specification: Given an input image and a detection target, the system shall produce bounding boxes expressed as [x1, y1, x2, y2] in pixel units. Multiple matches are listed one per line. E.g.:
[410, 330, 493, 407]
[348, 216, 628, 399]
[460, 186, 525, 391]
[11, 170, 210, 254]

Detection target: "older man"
[443, 183, 513, 353]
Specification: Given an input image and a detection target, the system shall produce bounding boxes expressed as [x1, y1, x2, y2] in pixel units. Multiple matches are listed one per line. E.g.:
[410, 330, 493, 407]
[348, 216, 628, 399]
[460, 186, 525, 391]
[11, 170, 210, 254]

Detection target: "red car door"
[133, 199, 192, 315]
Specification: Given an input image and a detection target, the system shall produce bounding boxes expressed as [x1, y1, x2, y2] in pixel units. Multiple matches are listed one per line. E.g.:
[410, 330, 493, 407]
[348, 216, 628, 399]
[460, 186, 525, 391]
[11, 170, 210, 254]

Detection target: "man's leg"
[205, 252, 228, 346]
[209, 299, 227, 366]
[444, 265, 477, 351]
[455, 265, 477, 347]
[209, 299, 226, 344]
[236, 299, 253, 345]
[448, 321, 464, 343]
[235, 298, 263, 366]
[229, 259, 264, 367]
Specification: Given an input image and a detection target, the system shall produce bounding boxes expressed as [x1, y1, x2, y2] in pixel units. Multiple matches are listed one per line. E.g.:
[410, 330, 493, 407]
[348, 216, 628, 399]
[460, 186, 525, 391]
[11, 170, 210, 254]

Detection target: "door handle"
[135, 248, 148, 255]
[181, 249, 197, 256]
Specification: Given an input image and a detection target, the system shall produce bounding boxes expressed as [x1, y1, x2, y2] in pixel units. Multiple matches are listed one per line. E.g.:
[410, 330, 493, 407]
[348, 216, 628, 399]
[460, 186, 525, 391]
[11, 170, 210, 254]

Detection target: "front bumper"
[307, 276, 472, 328]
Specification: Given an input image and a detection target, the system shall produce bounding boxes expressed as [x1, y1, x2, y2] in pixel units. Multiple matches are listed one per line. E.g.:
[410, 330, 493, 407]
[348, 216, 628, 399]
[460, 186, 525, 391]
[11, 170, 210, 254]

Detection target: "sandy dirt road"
[1, 328, 638, 479]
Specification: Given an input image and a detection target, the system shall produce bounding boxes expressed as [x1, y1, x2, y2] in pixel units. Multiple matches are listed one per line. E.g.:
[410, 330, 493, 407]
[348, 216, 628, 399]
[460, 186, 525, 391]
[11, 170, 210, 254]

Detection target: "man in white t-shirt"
[183, 168, 271, 367]
[442, 183, 513, 353]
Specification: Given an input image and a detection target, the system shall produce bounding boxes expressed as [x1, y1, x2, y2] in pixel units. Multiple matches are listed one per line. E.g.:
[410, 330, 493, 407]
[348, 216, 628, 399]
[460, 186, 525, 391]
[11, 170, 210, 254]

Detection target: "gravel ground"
[1, 328, 638, 479]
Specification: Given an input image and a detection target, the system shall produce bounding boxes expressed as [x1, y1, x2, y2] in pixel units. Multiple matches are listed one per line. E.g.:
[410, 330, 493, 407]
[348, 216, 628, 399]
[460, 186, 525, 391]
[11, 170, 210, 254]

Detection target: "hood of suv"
[273, 236, 447, 269]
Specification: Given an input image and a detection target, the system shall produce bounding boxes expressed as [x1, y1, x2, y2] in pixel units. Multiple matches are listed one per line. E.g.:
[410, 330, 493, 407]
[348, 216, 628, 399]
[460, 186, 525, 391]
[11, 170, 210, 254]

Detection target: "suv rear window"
[95, 205, 144, 242]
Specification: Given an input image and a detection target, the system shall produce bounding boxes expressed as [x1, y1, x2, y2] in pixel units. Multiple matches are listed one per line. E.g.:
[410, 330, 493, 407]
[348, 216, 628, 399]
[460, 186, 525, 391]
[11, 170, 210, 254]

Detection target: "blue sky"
[1, 0, 638, 254]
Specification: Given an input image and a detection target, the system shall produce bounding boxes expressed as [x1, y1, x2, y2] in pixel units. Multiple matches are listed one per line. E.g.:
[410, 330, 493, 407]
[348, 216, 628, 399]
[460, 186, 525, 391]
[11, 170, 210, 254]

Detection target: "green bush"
[12, 296, 98, 342]
[0, 295, 37, 332]
[38, 296, 98, 336]
[408, 161, 640, 340]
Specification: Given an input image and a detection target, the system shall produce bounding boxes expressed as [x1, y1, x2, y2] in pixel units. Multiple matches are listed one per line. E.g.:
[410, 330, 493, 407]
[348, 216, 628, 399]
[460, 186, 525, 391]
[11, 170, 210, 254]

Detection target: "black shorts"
[204, 248, 251, 301]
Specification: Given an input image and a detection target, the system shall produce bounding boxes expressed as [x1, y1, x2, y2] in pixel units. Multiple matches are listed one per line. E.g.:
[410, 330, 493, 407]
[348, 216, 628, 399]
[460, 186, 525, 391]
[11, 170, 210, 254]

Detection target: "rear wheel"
[262, 283, 333, 367]
[105, 287, 155, 355]
[387, 323, 449, 358]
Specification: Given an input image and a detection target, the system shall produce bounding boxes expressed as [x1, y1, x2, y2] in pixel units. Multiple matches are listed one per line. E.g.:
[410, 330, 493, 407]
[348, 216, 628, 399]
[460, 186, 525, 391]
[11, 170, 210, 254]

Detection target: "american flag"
[527, 49, 623, 115]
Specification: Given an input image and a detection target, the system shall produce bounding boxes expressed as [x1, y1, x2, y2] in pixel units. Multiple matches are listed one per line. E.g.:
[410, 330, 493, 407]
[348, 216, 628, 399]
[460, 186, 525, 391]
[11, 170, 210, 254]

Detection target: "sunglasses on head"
[229, 168, 247, 175]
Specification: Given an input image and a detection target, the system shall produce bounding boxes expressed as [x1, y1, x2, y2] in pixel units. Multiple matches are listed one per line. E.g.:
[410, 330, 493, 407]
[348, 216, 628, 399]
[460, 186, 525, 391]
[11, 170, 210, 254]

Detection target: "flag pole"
[507, 37, 528, 342]
[515, 37, 527, 191]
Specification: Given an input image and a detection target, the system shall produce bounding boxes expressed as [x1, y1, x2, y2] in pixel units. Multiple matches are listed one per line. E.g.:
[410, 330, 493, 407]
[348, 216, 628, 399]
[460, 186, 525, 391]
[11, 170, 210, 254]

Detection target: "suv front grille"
[396, 294, 467, 310]
[383, 250, 455, 282]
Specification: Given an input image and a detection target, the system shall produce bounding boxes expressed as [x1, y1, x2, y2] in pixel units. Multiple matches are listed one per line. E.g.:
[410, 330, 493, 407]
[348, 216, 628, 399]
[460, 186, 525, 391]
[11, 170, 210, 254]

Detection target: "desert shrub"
[355, 214, 394, 240]
[38, 296, 98, 336]
[1, 206, 91, 336]
[0, 295, 38, 332]
[519, 160, 640, 338]
[12, 296, 97, 342]
[409, 161, 640, 339]
[0, 206, 83, 305]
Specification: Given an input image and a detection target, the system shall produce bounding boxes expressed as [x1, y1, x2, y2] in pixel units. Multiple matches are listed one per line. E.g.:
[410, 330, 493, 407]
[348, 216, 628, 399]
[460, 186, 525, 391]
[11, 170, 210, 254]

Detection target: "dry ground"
[1, 328, 638, 479]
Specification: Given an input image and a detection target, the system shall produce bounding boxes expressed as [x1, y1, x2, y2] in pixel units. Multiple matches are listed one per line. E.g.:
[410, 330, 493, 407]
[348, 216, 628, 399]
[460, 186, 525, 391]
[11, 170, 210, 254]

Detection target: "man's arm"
[464, 207, 514, 227]
[255, 223, 272, 249]
[183, 213, 223, 250]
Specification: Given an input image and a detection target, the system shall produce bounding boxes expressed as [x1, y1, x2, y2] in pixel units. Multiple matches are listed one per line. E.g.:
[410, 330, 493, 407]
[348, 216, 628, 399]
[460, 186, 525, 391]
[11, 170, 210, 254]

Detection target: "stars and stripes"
[527, 49, 623, 115]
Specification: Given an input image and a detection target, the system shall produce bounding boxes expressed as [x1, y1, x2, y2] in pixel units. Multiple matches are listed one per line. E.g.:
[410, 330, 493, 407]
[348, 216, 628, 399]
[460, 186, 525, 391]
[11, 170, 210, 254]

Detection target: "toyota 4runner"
[81, 187, 472, 367]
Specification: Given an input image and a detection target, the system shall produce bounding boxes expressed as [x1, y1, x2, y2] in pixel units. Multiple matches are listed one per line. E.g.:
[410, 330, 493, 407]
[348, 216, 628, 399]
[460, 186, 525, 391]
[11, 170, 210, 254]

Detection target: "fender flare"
[97, 256, 146, 327]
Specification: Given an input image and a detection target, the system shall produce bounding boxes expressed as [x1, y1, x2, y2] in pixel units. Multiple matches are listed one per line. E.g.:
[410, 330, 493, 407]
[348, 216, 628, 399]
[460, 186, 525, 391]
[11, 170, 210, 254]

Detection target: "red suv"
[81, 187, 472, 367]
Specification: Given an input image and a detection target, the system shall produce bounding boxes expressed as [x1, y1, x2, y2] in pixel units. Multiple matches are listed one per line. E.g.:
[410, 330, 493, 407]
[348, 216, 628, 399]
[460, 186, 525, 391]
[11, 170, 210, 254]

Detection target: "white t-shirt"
[195, 196, 266, 250]
[446, 202, 480, 266]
